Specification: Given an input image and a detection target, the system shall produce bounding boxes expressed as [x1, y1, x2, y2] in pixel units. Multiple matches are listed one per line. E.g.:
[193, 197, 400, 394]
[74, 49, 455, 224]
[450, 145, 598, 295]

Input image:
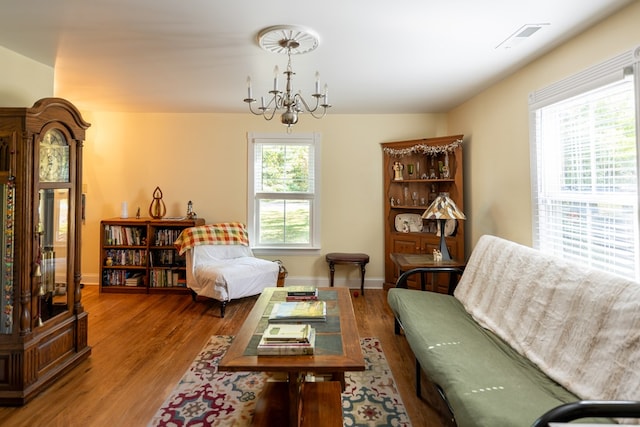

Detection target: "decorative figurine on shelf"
[136, 207, 141, 219]
[186, 200, 197, 219]
[149, 186, 166, 219]
[433, 249, 443, 262]
[441, 152, 451, 178]
[393, 161, 404, 180]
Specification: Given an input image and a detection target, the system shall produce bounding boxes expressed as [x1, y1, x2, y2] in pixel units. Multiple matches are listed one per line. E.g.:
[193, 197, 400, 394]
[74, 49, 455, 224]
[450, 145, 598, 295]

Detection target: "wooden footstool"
[325, 253, 370, 294]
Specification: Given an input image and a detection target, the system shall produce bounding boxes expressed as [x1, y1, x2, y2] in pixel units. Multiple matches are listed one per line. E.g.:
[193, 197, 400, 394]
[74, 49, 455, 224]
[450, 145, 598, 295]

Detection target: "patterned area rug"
[148, 336, 411, 426]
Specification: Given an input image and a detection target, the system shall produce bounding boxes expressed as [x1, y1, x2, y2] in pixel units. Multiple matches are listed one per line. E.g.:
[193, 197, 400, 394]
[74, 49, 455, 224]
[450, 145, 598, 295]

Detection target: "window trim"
[247, 132, 321, 254]
[529, 46, 640, 281]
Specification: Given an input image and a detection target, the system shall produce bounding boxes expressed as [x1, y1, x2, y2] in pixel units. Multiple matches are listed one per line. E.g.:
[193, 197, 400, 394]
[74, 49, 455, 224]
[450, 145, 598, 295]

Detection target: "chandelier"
[243, 25, 331, 130]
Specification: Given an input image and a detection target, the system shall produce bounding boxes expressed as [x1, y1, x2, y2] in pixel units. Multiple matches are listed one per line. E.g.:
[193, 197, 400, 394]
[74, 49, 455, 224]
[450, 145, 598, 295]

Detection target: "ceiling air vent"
[496, 23, 549, 49]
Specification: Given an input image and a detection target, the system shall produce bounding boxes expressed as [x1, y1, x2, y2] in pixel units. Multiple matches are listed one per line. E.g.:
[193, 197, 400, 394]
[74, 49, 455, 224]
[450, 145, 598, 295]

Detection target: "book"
[262, 323, 312, 343]
[257, 327, 316, 356]
[285, 286, 318, 301]
[268, 301, 326, 322]
[286, 286, 318, 297]
[286, 294, 319, 302]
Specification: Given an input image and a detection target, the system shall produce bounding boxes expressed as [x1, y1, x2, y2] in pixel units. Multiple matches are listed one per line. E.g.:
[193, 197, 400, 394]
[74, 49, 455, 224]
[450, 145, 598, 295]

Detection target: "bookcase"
[99, 217, 204, 294]
[381, 135, 465, 292]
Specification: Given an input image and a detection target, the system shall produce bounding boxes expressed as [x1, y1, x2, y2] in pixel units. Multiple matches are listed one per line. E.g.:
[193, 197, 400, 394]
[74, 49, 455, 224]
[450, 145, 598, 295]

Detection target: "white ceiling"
[0, 0, 634, 114]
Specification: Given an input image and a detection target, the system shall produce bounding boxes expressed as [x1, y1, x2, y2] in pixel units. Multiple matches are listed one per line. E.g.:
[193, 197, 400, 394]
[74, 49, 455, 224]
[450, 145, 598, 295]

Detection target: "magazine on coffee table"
[268, 301, 326, 322]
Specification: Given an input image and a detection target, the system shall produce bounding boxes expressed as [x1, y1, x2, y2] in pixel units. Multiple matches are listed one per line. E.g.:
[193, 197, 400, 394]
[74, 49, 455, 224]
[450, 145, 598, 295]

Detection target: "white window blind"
[248, 132, 321, 251]
[530, 49, 639, 281]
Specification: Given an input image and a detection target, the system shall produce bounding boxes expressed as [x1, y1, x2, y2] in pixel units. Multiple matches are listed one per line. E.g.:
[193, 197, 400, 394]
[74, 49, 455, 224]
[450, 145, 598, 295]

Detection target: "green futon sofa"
[388, 235, 640, 426]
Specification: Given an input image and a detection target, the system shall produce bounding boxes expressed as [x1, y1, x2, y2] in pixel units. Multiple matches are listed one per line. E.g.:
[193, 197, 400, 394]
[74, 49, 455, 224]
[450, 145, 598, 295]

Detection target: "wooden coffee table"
[218, 287, 365, 427]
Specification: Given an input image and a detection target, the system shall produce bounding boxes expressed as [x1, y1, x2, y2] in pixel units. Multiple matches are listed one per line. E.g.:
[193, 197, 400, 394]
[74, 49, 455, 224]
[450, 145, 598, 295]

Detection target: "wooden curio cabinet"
[381, 135, 465, 290]
[0, 98, 91, 404]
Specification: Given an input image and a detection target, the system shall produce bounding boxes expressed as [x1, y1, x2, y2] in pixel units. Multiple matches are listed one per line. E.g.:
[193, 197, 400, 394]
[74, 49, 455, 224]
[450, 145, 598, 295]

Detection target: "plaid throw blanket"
[174, 222, 250, 255]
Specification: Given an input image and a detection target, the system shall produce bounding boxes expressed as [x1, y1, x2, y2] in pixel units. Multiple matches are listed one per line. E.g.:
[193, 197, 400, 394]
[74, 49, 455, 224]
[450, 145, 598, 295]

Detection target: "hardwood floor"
[0, 286, 447, 427]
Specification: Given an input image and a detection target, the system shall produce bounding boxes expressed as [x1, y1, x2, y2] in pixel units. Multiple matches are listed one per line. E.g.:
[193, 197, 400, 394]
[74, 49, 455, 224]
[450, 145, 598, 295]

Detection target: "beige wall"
[0, 45, 53, 106]
[448, 0, 640, 251]
[3, 0, 638, 287]
[79, 111, 449, 286]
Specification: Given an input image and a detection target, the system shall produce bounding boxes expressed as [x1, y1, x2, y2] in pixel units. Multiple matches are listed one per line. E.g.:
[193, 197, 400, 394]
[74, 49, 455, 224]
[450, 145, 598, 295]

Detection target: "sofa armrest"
[392, 267, 465, 335]
[531, 400, 640, 427]
[396, 266, 465, 294]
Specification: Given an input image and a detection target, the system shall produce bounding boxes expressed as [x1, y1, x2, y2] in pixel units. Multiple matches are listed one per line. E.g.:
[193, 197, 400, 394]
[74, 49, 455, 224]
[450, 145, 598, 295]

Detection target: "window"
[530, 48, 639, 281]
[248, 132, 321, 252]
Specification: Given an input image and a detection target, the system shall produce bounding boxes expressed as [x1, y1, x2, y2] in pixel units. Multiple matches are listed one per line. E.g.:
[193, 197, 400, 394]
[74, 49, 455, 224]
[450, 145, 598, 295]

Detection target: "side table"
[325, 252, 369, 294]
[390, 253, 466, 295]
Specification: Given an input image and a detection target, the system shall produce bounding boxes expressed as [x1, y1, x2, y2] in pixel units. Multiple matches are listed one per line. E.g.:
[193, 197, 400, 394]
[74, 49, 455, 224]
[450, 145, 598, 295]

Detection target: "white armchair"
[175, 222, 279, 317]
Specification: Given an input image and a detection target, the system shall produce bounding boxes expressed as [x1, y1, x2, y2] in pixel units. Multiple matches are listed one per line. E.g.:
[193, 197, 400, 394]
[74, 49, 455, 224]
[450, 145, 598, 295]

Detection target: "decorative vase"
[149, 186, 166, 219]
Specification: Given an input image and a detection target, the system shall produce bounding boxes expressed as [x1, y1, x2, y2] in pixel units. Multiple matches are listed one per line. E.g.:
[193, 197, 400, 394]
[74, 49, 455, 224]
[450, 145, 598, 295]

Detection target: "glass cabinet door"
[37, 189, 70, 323]
[36, 128, 72, 325]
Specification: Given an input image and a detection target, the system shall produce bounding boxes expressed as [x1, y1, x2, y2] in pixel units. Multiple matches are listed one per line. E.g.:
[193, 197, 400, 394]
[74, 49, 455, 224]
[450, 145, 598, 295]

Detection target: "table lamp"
[421, 192, 466, 260]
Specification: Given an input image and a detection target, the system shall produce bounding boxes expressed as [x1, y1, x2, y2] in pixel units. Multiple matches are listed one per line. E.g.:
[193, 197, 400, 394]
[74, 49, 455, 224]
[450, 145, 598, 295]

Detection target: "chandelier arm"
[293, 93, 320, 113]
[264, 92, 283, 110]
[307, 107, 329, 119]
[245, 100, 275, 120]
[261, 100, 279, 121]
[293, 93, 329, 119]
[248, 92, 284, 120]
[246, 101, 263, 116]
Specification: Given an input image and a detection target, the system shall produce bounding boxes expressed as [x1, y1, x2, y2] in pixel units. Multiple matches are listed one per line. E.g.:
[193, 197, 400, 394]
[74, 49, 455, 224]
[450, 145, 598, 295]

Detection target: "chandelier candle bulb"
[247, 76, 252, 99]
[273, 66, 279, 91]
[315, 71, 320, 94]
[324, 84, 329, 104]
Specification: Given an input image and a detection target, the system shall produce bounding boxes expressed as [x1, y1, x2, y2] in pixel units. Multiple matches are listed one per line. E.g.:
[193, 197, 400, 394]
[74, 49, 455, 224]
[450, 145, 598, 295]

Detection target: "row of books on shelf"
[102, 270, 144, 287]
[105, 249, 147, 266]
[153, 228, 183, 246]
[104, 225, 146, 246]
[149, 250, 186, 267]
[149, 269, 186, 288]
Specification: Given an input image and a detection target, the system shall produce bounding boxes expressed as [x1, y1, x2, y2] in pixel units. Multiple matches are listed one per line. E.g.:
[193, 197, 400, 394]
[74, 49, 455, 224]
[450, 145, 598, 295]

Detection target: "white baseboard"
[82, 273, 100, 286]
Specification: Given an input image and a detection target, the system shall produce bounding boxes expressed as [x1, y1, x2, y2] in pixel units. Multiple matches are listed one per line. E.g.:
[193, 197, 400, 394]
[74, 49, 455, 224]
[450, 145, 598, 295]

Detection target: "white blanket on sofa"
[454, 235, 640, 404]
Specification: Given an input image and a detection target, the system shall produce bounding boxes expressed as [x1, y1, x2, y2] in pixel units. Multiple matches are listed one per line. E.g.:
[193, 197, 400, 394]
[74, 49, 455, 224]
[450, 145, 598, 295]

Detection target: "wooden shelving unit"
[381, 135, 465, 291]
[99, 217, 204, 294]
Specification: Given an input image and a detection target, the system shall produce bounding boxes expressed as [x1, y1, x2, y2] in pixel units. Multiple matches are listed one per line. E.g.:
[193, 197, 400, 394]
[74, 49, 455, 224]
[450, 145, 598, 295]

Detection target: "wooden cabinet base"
[251, 381, 343, 426]
[0, 313, 91, 405]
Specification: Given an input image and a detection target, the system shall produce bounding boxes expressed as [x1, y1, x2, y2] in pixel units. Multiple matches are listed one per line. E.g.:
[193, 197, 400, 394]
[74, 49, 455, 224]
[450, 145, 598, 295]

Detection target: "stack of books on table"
[268, 300, 327, 323]
[285, 286, 318, 301]
[257, 323, 316, 356]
